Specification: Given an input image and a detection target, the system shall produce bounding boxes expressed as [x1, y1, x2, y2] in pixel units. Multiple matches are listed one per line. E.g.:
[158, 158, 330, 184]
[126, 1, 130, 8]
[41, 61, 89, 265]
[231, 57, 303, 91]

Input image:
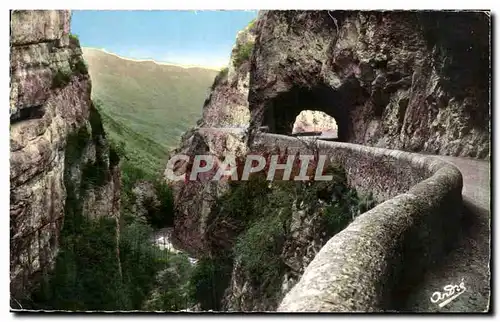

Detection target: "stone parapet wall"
[252, 133, 463, 311]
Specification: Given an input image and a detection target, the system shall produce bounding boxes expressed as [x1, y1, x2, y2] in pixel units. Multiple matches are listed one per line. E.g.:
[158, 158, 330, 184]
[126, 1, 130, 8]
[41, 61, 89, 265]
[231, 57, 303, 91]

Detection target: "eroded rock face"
[250, 11, 490, 158]
[167, 23, 257, 255]
[10, 10, 120, 300]
[292, 110, 338, 135]
[167, 129, 247, 255]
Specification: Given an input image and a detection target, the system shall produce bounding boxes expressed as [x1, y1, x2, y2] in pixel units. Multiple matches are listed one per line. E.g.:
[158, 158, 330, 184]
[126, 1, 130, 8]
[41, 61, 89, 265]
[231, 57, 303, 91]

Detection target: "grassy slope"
[83, 47, 219, 174]
[98, 108, 166, 174]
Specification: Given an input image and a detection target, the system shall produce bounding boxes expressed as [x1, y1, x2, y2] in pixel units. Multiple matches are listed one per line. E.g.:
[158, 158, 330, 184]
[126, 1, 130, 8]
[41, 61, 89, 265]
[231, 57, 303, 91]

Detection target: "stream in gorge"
[151, 227, 198, 265]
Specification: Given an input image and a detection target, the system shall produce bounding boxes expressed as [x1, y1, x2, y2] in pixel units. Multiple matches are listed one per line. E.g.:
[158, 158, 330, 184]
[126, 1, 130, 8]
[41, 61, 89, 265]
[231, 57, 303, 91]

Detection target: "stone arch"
[259, 82, 366, 142]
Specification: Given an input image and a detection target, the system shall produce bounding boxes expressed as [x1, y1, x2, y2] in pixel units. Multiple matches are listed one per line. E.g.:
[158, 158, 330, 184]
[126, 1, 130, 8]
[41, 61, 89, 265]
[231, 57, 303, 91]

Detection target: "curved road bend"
[197, 128, 491, 312]
[402, 155, 490, 312]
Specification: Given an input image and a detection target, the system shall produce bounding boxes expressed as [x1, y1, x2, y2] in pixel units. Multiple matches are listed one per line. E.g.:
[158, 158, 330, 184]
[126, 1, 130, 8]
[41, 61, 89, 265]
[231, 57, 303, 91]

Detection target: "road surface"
[402, 155, 490, 312]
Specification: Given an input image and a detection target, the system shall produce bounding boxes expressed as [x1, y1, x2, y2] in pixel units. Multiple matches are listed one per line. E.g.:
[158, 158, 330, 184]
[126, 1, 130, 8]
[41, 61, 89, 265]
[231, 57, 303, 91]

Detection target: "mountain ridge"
[83, 47, 224, 71]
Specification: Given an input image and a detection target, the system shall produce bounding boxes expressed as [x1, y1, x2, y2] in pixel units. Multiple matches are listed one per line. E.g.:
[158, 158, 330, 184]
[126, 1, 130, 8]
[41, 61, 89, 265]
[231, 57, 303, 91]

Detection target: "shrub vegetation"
[190, 153, 377, 309]
[189, 254, 233, 311]
[72, 59, 88, 75]
[52, 69, 71, 89]
[233, 41, 254, 69]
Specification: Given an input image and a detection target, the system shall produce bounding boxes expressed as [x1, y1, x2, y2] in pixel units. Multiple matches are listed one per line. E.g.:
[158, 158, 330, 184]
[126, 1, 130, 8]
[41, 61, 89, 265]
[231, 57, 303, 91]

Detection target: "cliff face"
[250, 11, 490, 158]
[10, 10, 120, 299]
[168, 24, 257, 255]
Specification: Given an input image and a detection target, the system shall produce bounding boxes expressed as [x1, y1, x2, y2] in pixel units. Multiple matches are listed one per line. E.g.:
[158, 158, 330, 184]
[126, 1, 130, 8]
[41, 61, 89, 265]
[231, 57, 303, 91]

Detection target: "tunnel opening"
[10, 105, 46, 125]
[292, 110, 338, 140]
[261, 81, 365, 142]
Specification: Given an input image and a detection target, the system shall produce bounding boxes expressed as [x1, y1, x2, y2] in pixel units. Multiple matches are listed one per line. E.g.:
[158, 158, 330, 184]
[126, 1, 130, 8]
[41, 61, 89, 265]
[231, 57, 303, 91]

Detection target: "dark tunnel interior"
[261, 81, 367, 142]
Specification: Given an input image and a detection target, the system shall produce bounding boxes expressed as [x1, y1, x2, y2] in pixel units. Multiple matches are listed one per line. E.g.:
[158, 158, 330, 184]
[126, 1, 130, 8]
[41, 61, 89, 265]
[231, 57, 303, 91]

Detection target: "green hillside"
[83, 47, 219, 174]
[97, 105, 166, 173]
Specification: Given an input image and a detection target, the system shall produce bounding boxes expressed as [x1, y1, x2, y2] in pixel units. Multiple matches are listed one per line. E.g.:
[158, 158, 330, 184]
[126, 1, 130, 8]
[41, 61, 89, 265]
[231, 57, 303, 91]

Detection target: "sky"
[71, 10, 258, 68]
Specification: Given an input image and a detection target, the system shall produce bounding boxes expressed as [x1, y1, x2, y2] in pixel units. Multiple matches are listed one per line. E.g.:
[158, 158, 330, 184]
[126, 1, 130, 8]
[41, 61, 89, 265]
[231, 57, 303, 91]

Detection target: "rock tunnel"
[260, 81, 367, 142]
